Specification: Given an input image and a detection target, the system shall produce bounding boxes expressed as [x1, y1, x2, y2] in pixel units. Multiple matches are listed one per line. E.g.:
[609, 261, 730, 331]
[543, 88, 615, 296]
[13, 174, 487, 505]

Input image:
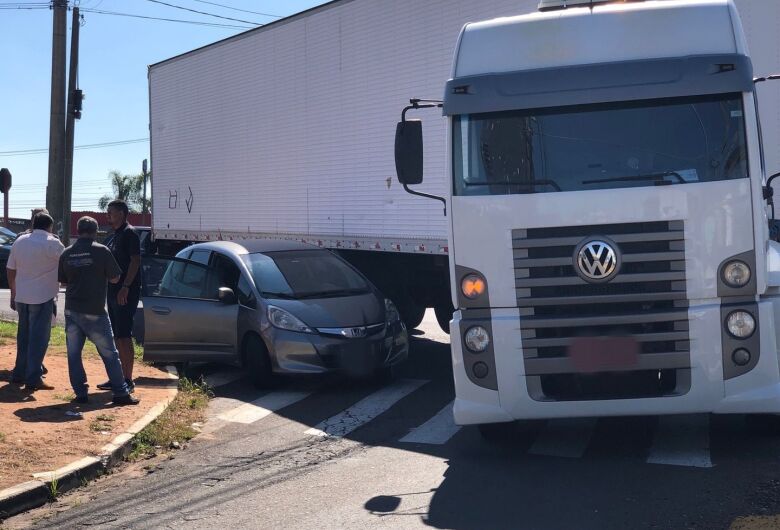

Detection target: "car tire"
[243, 334, 273, 388]
[401, 303, 426, 330]
[434, 305, 452, 334]
[477, 422, 515, 442]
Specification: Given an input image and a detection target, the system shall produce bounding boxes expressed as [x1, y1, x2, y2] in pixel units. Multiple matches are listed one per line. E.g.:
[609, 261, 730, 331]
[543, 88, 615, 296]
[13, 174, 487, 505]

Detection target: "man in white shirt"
[8, 212, 65, 390]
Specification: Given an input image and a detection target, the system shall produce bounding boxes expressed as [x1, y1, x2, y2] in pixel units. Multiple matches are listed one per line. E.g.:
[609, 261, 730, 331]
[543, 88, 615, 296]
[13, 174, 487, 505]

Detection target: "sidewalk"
[0, 343, 177, 519]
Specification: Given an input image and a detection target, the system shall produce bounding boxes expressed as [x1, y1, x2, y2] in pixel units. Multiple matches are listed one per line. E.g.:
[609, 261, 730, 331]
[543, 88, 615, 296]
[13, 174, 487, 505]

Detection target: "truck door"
[141, 255, 239, 363]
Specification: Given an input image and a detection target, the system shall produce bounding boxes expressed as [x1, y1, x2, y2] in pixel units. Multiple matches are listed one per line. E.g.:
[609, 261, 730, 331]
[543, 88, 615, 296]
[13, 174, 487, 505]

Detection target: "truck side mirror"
[395, 120, 424, 185]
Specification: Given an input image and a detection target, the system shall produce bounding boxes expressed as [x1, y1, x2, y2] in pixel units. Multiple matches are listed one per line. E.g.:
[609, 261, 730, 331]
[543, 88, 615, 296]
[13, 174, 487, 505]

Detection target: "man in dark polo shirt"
[100, 199, 142, 393]
[59, 216, 139, 405]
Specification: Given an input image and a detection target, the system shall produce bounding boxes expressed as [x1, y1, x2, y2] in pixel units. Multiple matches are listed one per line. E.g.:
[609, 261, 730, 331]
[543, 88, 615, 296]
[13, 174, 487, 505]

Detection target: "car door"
[141, 255, 239, 363]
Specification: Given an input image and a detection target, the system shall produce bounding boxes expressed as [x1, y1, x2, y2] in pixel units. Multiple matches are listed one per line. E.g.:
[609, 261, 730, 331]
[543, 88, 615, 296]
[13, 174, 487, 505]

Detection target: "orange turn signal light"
[461, 274, 486, 299]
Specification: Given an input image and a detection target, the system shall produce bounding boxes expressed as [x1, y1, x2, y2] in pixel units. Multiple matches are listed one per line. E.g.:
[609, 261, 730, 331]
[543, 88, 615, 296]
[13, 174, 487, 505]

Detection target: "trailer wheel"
[434, 305, 452, 334]
[401, 303, 426, 330]
[243, 334, 273, 388]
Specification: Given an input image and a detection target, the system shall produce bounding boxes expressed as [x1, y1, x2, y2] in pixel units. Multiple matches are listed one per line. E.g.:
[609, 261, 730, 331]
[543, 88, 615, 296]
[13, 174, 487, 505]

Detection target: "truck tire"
[434, 305, 452, 334]
[243, 334, 273, 388]
[401, 303, 426, 330]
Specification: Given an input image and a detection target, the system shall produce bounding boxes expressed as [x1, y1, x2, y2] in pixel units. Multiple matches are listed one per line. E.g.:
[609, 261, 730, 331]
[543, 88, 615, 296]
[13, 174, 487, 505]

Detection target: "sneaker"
[113, 394, 140, 406]
[73, 395, 89, 404]
[23, 381, 55, 392]
[96, 381, 112, 390]
[125, 379, 135, 394]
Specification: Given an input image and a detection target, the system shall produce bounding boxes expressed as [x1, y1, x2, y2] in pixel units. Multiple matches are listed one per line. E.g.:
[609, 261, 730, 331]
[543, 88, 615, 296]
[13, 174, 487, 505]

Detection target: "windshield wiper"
[582, 171, 686, 186]
[465, 179, 562, 191]
[261, 291, 298, 300]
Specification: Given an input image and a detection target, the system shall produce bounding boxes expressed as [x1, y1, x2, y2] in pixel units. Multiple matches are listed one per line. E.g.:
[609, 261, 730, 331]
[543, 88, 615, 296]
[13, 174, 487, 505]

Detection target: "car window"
[189, 249, 211, 266]
[143, 256, 220, 300]
[212, 253, 241, 292]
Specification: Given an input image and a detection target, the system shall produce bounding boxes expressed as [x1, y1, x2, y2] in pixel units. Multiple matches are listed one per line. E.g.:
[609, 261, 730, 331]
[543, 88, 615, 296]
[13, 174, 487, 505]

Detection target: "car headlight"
[385, 299, 400, 325]
[725, 310, 756, 339]
[461, 273, 486, 300]
[722, 260, 751, 288]
[464, 325, 490, 353]
[267, 306, 313, 334]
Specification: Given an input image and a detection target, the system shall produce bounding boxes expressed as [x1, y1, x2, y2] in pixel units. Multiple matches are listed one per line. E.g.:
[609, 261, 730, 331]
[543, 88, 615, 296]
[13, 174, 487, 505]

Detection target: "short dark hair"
[107, 199, 129, 217]
[32, 212, 54, 231]
[30, 207, 49, 223]
[77, 216, 98, 236]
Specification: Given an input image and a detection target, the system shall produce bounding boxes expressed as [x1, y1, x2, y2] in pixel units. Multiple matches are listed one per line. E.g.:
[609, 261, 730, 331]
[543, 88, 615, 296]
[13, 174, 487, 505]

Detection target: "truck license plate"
[568, 336, 640, 373]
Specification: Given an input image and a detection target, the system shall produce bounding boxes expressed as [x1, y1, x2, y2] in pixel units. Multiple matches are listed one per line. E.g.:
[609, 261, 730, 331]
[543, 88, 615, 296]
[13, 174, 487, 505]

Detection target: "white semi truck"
[394, 0, 780, 431]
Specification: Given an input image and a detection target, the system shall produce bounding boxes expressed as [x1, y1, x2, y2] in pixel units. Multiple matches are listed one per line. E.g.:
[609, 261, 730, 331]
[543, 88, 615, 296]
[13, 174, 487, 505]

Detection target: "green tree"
[98, 170, 149, 212]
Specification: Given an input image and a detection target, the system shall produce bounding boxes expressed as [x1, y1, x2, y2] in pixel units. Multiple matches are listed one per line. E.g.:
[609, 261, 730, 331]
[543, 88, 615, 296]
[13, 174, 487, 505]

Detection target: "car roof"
[184, 239, 322, 256]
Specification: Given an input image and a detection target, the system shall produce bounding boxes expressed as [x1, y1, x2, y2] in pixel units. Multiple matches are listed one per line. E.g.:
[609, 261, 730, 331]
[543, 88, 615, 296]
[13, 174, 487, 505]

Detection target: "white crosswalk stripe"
[217, 391, 312, 424]
[646, 414, 713, 468]
[528, 418, 597, 459]
[400, 401, 461, 445]
[304, 379, 428, 438]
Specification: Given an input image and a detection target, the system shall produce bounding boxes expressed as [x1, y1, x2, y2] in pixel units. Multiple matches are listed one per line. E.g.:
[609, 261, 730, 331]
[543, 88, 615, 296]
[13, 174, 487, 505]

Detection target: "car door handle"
[151, 306, 171, 315]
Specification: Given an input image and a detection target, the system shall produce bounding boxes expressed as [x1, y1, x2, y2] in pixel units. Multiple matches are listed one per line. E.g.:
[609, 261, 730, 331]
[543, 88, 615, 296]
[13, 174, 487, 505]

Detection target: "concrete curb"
[0, 365, 179, 521]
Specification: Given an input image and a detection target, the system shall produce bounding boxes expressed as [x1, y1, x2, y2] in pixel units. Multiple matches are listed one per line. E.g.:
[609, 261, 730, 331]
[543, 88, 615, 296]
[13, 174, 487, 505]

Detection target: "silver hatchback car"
[140, 240, 409, 385]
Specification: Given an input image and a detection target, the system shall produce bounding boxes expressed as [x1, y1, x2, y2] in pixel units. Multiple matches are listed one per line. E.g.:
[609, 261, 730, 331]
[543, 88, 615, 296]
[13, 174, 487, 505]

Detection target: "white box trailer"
[148, 0, 780, 330]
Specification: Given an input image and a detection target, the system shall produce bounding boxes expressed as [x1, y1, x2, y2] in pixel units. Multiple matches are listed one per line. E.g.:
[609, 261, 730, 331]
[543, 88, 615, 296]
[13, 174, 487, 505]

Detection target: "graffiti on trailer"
[168, 190, 178, 209]
[185, 186, 194, 213]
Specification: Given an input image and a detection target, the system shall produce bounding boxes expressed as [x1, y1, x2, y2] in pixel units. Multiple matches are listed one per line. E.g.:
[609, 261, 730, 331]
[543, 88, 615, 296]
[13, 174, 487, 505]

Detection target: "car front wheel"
[243, 334, 273, 388]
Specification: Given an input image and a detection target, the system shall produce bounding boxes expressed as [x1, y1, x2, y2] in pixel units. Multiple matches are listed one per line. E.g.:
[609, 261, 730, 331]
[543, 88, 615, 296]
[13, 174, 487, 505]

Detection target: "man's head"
[32, 212, 54, 233]
[77, 216, 99, 239]
[106, 199, 129, 229]
[30, 207, 49, 228]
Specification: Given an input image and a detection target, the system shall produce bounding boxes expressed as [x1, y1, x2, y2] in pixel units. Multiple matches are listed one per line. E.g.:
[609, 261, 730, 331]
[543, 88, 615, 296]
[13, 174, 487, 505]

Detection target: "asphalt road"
[10, 310, 780, 529]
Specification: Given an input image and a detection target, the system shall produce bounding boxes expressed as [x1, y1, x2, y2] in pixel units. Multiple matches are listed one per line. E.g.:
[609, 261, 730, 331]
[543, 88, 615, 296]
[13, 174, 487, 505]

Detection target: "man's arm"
[7, 268, 16, 311]
[117, 231, 141, 306]
[109, 274, 121, 285]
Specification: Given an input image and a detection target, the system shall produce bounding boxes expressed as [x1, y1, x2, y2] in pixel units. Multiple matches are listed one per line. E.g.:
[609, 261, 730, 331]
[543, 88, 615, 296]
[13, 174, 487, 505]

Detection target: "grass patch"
[128, 377, 212, 461]
[53, 392, 76, 402]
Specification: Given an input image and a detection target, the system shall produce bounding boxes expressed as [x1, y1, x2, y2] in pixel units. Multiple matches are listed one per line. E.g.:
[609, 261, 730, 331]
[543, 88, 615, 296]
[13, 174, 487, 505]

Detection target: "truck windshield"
[452, 93, 748, 196]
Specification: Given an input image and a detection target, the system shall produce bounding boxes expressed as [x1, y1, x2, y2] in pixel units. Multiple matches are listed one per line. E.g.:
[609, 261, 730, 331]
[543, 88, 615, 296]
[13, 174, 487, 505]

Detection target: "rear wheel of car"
[243, 334, 273, 388]
[434, 304, 452, 334]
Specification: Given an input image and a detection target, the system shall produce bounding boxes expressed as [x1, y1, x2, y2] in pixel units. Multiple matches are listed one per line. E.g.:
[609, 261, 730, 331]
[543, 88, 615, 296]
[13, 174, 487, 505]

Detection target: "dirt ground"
[0, 345, 175, 490]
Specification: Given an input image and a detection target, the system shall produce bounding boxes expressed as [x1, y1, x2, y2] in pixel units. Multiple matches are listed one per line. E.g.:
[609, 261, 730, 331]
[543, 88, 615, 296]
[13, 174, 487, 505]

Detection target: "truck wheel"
[434, 305, 452, 334]
[243, 334, 273, 388]
[400, 302, 425, 330]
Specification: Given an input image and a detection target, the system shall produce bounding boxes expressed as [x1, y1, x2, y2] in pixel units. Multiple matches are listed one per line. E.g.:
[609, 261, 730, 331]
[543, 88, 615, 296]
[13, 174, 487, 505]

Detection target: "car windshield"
[242, 249, 370, 299]
[452, 93, 748, 196]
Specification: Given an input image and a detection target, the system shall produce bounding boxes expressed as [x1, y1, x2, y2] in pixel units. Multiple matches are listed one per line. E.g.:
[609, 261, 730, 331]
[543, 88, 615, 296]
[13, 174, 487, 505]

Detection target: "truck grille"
[512, 221, 690, 401]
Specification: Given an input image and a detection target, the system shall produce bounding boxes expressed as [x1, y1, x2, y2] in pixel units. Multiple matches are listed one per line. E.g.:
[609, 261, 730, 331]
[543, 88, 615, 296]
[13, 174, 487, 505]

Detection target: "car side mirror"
[395, 119, 424, 185]
[218, 287, 237, 305]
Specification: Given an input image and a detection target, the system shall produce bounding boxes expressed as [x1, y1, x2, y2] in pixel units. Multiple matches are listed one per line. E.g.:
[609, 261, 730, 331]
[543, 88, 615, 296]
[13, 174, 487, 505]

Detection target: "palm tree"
[98, 170, 146, 212]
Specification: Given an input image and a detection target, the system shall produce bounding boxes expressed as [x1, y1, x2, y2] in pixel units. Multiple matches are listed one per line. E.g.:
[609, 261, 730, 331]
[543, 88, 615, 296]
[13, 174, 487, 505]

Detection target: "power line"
[189, 0, 281, 18]
[79, 7, 253, 29]
[143, 0, 262, 25]
[0, 138, 149, 156]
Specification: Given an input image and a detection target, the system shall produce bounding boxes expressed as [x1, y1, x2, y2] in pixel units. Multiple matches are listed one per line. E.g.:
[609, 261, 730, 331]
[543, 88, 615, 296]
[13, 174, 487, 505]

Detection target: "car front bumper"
[266, 321, 409, 376]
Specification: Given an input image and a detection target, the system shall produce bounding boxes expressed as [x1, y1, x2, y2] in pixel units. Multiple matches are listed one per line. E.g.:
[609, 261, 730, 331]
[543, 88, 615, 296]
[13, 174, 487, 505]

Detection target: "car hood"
[265, 291, 384, 328]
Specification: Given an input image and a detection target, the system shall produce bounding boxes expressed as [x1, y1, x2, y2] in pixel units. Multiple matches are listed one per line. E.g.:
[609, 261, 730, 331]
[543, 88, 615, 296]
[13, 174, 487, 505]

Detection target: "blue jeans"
[13, 300, 54, 385]
[65, 310, 129, 398]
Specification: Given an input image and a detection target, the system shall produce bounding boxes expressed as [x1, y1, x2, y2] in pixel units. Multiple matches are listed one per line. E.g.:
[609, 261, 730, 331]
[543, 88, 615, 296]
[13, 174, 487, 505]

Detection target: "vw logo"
[574, 238, 620, 282]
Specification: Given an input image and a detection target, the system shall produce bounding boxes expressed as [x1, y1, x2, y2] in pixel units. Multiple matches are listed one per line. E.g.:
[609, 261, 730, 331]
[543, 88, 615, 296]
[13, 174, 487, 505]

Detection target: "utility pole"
[46, 0, 68, 239]
[63, 5, 81, 245]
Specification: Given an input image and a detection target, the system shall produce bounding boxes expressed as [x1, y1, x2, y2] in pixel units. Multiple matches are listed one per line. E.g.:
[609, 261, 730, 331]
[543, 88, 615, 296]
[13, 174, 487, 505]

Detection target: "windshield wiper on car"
[296, 288, 368, 299]
[582, 171, 686, 186]
[261, 291, 298, 300]
[465, 179, 562, 191]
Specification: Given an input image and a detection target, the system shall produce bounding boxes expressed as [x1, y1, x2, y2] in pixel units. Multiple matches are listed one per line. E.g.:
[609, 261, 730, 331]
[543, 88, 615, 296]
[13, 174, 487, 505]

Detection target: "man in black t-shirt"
[59, 216, 139, 405]
[101, 199, 142, 393]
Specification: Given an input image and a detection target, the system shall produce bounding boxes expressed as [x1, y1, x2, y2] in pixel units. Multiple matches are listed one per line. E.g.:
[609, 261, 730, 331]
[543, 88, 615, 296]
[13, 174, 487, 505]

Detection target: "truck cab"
[399, 0, 780, 426]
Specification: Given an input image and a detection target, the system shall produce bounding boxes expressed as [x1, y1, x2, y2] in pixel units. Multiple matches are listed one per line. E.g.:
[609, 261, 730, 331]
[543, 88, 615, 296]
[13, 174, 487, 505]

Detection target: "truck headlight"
[464, 326, 490, 353]
[725, 310, 756, 339]
[722, 261, 751, 287]
[461, 274, 486, 300]
[268, 306, 314, 334]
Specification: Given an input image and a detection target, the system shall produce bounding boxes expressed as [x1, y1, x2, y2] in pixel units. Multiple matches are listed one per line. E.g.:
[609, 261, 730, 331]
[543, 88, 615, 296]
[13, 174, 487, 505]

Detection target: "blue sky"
[0, 0, 325, 218]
